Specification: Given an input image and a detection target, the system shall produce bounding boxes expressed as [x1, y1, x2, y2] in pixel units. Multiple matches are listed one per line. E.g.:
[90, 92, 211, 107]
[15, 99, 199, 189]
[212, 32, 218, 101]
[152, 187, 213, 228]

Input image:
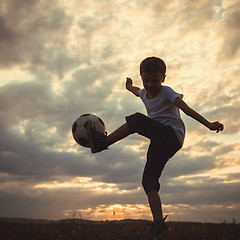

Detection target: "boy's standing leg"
[142, 140, 170, 225]
[148, 189, 163, 221]
[105, 114, 174, 229]
[105, 123, 166, 225]
[105, 122, 166, 223]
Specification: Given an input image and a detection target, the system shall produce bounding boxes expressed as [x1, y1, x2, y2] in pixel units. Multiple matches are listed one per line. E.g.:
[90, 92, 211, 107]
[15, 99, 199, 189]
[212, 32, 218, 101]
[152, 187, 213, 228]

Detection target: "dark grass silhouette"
[0, 219, 239, 240]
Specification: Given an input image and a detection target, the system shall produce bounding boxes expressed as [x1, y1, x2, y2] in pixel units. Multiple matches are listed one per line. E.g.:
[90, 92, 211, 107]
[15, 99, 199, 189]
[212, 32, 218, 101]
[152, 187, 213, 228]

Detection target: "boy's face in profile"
[141, 71, 165, 97]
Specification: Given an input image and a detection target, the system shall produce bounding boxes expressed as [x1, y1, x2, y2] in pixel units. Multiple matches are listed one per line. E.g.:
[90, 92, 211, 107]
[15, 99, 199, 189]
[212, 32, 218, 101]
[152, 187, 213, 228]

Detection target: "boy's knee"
[133, 112, 146, 122]
[142, 176, 160, 195]
[125, 112, 145, 134]
[133, 112, 144, 118]
[126, 112, 148, 134]
[127, 112, 145, 122]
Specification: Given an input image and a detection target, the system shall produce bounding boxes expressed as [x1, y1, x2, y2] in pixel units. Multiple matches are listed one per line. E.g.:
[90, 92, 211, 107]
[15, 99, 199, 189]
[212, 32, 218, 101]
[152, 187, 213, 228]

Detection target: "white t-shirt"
[139, 86, 185, 146]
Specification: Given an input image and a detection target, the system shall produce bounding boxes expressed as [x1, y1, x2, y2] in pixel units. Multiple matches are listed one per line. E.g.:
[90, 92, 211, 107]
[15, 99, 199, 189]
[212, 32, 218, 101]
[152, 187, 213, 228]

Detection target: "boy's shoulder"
[161, 85, 172, 94]
[162, 85, 172, 90]
[139, 88, 146, 95]
[162, 85, 177, 93]
[162, 85, 183, 103]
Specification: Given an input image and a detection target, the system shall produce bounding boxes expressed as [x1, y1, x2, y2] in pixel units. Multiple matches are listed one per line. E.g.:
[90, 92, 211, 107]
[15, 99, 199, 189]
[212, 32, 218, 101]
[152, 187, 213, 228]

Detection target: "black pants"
[126, 112, 181, 195]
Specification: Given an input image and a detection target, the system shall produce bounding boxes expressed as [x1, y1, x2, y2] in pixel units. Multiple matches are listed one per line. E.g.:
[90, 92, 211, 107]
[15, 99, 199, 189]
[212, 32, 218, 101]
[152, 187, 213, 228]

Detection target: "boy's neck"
[146, 86, 162, 100]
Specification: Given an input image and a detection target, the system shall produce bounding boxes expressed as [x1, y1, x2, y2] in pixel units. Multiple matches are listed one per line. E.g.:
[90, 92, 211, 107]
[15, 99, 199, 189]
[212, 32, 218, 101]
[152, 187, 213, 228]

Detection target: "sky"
[0, 0, 240, 223]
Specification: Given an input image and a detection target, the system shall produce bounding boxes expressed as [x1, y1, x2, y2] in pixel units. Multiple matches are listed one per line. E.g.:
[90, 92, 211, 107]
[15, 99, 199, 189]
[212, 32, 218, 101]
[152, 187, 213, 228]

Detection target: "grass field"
[0, 219, 239, 240]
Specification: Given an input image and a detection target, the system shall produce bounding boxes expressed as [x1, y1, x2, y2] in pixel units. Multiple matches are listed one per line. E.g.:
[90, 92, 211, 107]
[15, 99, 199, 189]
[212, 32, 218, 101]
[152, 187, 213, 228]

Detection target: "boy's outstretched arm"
[126, 77, 140, 96]
[174, 97, 224, 133]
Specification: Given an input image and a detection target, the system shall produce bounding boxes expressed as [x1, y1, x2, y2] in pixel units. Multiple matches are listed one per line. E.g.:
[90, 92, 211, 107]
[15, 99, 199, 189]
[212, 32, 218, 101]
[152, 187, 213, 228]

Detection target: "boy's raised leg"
[106, 123, 130, 146]
[87, 122, 130, 153]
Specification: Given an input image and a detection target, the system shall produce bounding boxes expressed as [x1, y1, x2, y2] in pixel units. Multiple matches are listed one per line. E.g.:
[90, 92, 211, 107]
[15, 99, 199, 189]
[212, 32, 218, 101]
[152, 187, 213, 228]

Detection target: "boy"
[87, 57, 224, 239]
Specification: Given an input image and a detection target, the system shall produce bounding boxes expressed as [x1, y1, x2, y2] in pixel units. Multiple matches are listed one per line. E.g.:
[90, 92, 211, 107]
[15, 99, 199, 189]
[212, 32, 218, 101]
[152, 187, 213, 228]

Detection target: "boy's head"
[140, 57, 166, 96]
[140, 56, 166, 77]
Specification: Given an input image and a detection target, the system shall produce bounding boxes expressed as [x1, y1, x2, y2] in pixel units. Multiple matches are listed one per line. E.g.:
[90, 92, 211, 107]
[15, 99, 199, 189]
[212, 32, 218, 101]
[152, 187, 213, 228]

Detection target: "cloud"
[0, 17, 17, 42]
[162, 153, 217, 179]
[218, 3, 240, 58]
[0, 0, 77, 77]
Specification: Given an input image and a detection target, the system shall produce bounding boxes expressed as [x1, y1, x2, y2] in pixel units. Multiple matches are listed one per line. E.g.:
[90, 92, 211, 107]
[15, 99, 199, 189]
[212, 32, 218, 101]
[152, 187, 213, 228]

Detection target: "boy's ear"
[162, 75, 166, 82]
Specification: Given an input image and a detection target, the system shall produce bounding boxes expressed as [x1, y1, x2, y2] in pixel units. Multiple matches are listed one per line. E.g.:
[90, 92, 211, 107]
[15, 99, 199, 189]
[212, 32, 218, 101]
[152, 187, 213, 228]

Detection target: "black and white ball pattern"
[72, 114, 105, 148]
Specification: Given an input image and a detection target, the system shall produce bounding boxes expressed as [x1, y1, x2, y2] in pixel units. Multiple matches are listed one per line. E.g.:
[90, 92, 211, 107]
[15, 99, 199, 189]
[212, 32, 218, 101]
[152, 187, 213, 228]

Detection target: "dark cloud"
[0, 80, 75, 138]
[0, 0, 78, 77]
[0, 17, 17, 42]
[162, 153, 217, 179]
[162, 179, 240, 206]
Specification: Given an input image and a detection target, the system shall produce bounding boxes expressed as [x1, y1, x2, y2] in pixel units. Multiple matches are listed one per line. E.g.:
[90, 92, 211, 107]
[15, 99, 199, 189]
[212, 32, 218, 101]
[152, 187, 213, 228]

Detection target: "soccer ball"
[72, 114, 106, 148]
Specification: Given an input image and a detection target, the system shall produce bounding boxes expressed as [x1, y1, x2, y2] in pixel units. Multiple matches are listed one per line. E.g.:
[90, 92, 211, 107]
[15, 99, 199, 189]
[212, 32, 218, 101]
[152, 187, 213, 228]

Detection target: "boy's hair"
[140, 56, 166, 76]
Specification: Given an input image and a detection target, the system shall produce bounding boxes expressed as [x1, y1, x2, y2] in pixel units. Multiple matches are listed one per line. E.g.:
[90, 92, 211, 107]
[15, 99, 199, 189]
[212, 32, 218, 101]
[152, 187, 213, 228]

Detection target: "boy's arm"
[174, 97, 224, 133]
[126, 78, 140, 96]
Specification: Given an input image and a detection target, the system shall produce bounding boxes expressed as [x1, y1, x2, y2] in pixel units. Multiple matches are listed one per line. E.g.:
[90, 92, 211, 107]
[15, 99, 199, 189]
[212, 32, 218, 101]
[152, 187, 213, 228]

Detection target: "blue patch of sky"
[214, 0, 226, 20]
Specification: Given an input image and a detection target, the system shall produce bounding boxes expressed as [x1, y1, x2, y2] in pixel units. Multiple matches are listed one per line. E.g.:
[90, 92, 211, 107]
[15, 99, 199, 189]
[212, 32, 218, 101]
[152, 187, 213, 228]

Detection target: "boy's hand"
[208, 121, 224, 133]
[125, 77, 140, 96]
[126, 77, 133, 90]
